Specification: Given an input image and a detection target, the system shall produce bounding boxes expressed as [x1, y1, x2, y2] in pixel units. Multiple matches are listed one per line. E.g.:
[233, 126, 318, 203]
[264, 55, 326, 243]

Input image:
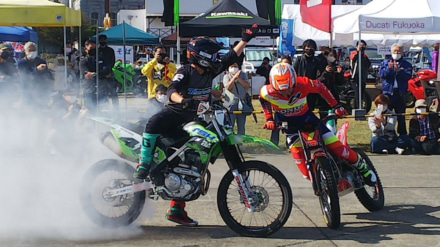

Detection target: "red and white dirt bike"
[282, 114, 385, 229]
[406, 69, 438, 109]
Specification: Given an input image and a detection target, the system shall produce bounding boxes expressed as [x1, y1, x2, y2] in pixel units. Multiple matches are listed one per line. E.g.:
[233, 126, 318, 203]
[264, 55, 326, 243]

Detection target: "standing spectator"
[293, 39, 322, 110]
[223, 62, 251, 135]
[432, 43, 439, 74]
[0, 44, 19, 109]
[270, 56, 292, 147]
[342, 57, 351, 72]
[98, 34, 118, 116]
[17, 42, 54, 109]
[317, 48, 344, 111]
[142, 45, 177, 99]
[79, 40, 111, 113]
[350, 40, 371, 109]
[409, 99, 440, 154]
[368, 94, 410, 154]
[379, 43, 413, 135]
[256, 56, 272, 85]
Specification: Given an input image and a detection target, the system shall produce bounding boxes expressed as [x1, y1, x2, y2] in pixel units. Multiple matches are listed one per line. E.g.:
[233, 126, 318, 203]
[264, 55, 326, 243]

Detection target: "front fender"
[227, 134, 280, 151]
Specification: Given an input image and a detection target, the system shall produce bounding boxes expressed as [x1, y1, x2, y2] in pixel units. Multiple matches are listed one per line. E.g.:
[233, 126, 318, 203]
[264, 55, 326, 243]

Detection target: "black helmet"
[187, 36, 224, 69]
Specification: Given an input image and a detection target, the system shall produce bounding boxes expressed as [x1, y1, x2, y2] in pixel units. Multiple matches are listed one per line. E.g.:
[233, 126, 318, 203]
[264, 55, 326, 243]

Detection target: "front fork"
[220, 141, 255, 212]
[232, 169, 255, 212]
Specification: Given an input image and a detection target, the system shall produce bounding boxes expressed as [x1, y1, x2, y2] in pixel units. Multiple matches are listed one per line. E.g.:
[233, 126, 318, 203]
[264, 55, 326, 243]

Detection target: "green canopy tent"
[91, 23, 159, 45]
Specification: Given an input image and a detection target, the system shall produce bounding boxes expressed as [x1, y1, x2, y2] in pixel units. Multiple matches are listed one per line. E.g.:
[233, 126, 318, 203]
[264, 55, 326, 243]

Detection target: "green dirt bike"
[112, 61, 146, 96]
[80, 102, 293, 237]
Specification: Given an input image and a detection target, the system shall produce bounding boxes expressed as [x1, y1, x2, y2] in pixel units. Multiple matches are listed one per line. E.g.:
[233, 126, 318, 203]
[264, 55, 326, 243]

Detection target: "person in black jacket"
[98, 34, 118, 116]
[133, 25, 259, 227]
[79, 39, 111, 114]
[350, 40, 371, 109]
[293, 39, 322, 111]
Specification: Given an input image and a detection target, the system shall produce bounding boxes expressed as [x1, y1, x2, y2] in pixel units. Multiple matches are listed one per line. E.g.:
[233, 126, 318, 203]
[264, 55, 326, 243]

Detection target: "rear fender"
[226, 134, 280, 151]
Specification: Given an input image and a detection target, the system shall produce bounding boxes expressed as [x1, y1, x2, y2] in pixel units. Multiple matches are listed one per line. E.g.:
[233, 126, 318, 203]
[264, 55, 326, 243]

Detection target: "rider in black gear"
[134, 25, 259, 226]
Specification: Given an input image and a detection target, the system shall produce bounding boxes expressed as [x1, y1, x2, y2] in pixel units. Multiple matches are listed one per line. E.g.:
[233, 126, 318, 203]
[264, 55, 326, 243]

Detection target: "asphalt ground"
[0, 147, 439, 247]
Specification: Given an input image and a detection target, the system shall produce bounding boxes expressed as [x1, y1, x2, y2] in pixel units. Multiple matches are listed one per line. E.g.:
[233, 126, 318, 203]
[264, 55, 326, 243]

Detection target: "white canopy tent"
[332, 0, 440, 46]
[283, 1, 440, 47]
[332, 0, 440, 110]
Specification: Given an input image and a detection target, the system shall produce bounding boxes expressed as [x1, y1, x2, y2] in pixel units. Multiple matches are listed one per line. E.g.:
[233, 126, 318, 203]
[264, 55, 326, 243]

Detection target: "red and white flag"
[300, 0, 332, 33]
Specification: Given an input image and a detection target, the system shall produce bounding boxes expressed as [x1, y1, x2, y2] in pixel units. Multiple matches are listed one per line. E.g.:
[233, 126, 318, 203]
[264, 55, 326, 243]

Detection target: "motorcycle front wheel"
[80, 159, 146, 227]
[352, 148, 385, 211]
[217, 161, 293, 237]
[315, 157, 341, 229]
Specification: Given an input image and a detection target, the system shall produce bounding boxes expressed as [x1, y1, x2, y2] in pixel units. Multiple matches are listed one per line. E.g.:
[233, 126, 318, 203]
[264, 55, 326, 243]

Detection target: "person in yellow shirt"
[142, 45, 177, 98]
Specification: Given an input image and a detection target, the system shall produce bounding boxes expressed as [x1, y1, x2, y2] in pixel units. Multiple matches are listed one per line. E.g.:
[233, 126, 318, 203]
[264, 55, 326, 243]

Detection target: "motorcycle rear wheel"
[80, 159, 146, 227]
[217, 161, 293, 237]
[353, 148, 385, 211]
[316, 157, 341, 229]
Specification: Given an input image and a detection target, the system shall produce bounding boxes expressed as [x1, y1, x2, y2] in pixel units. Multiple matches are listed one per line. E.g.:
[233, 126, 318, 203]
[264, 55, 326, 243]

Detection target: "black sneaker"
[166, 210, 198, 227]
[133, 164, 150, 179]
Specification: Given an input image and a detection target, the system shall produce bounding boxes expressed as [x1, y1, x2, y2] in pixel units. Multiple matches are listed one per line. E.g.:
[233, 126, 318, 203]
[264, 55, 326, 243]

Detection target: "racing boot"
[166, 201, 198, 227]
[133, 133, 159, 180]
[352, 154, 377, 186]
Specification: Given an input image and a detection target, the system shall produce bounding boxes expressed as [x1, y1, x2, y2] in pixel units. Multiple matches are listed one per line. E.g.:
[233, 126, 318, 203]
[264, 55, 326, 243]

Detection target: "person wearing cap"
[79, 39, 111, 113]
[17, 42, 54, 108]
[368, 94, 411, 154]
[408, 99, 440, 154]
[98, 34, 119, 115]
[0, 44, 17, 78]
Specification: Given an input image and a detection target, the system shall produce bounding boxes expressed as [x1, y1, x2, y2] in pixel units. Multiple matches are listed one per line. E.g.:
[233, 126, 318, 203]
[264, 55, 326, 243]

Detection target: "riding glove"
[264, 119, 276, 130]
[242, 24, 259, 42]
[334, 105, 348, 118]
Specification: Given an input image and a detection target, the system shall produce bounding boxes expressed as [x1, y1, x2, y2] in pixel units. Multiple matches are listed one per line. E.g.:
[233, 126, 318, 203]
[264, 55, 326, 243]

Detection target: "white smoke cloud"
[0, 97, 160, 242]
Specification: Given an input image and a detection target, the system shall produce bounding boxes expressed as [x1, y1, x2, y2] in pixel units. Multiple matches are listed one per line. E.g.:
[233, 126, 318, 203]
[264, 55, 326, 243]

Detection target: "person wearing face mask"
[148, 84, 168, 108]
[408, 99, 440, 155]
[379, 43, 413, 136]
[350, 40, 371, 110]
[17, 41, 54, 109]
[98, 34, 119, 116]
[368, 94, 411, 154]
[79, 39, 111, 113]
[317, 48, 344, 117]
[343, 57, 351, 72]
[142, 45, 177, 99]
[294, 39, 322, 111]
[256, 57, 272, 85]
[223, 62, 251, 135]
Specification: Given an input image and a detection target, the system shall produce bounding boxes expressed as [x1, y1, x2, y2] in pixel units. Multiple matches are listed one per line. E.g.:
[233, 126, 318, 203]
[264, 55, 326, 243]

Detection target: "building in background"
[73, 0, 145, 27]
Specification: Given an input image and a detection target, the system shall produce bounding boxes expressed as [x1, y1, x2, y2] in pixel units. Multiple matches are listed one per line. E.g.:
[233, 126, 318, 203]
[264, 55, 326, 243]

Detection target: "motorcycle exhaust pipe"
[101, 132, 124, 157]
